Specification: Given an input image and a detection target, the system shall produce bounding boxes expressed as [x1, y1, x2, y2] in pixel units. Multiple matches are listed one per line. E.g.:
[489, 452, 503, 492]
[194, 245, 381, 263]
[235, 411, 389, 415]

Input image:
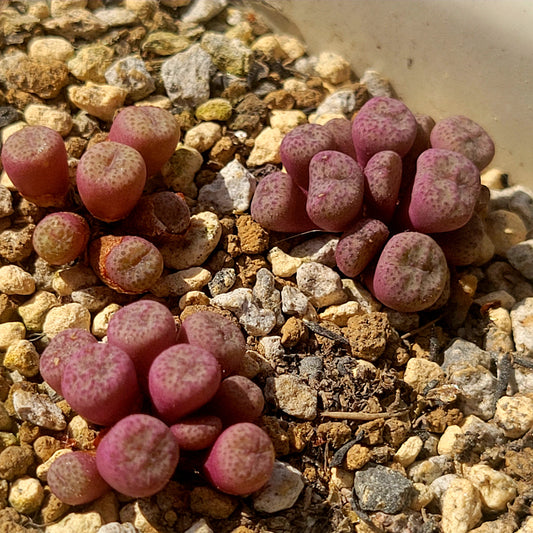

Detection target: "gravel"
[0, 1, 532, 532]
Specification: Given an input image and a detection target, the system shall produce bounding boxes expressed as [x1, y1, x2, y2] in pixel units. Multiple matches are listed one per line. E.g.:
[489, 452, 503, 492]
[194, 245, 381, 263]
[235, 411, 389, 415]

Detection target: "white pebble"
[281, 285, 310, 317]
[291, 234, 338, 267]
[0, 265, 35, 295]
[198, 159, 257, 214]
[253, 461, 304, 513]
[12, 389, 66, 431]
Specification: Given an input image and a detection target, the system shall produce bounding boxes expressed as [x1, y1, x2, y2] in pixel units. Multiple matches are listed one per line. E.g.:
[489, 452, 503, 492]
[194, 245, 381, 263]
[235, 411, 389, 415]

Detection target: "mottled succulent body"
[32, 212, 90, 265]
[108, 105, 180, 176]
[1, 125, 69, 206]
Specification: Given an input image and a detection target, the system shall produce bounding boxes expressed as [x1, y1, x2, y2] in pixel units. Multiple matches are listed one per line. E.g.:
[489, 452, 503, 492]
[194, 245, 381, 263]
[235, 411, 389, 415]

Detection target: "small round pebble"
[42, 303, 91, 338]
[8, 476, 44, 514]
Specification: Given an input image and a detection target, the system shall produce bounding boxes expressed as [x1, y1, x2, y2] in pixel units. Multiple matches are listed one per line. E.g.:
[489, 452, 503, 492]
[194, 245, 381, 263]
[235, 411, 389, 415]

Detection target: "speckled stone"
[105, 55, 155, 101]
[3, 340, 40, 377]
[200, 31, 252, 77]
[264, 374, 317, 420]
[296, 262, 347, 309]
[42, 9, 109, 41]
[3, 56, 69, 99]
[354, 465, 415, 513]
[141, 31, 190, 56]
[68, 44, 115, 83]
[0, 265, 35, 295]
[12, 389, 66, 431]
[161, 43, 214, 108]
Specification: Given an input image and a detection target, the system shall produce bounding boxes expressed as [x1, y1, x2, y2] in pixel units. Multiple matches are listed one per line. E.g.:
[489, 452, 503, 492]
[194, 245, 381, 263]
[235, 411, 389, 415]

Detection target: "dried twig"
[321, 409, 409, 421]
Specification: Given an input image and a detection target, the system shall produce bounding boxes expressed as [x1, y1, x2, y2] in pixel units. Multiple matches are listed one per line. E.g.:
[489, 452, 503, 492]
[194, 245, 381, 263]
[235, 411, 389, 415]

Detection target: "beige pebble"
[52, 264, 99, 297]
[437, 425, 463, 456]
[42, 303, 91, 338]
[465, 464, 517, 512]
[36, 448, 72, 482]
[28, 1, 50, 18]
[393, 436, 423, 467]
[24, 104, 73, 137]
[494, 394, 533, 438]
[1, 121, 26, 145]
[410, 482, 434, 511]
[67, 415, 97, 450]
[0, 265, 35, 295]
[329, 466, 354, 490]
[310, 112, 347, 125]
[135, 94, 173, 109]
[403, 358, 446, 394]
[159, 212, 221, 271]
[151, 267, 212, 298]
[0, 321, 26, 351]
[251, 35, 286, 61]
[45, 510, 103, 533]
[67, 44, 114, 83]
[8, 475, 44, 514]
[485, 209, 527, 255]
[277, 35, 306, 60]
[283, 77, 308, 92]
[184, 122, 222, 152]
[17, 290, 59, 331]
[0, 184, 13, 217]
[28, 36, 74, 62]
[315, 51, 351, 85]
[50, 0, 87, 16]
[4, 340, 40, 377]
[68, 82, 128, 122]
[247, 126, 283, 167]
[319, 301, 364, 327]
[269, 109, 307, 134]
[441, 477, 482, 533]
[179, 290, 210, 311]
[92, 303, 121, 338]
[267, 247, 303, 278]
